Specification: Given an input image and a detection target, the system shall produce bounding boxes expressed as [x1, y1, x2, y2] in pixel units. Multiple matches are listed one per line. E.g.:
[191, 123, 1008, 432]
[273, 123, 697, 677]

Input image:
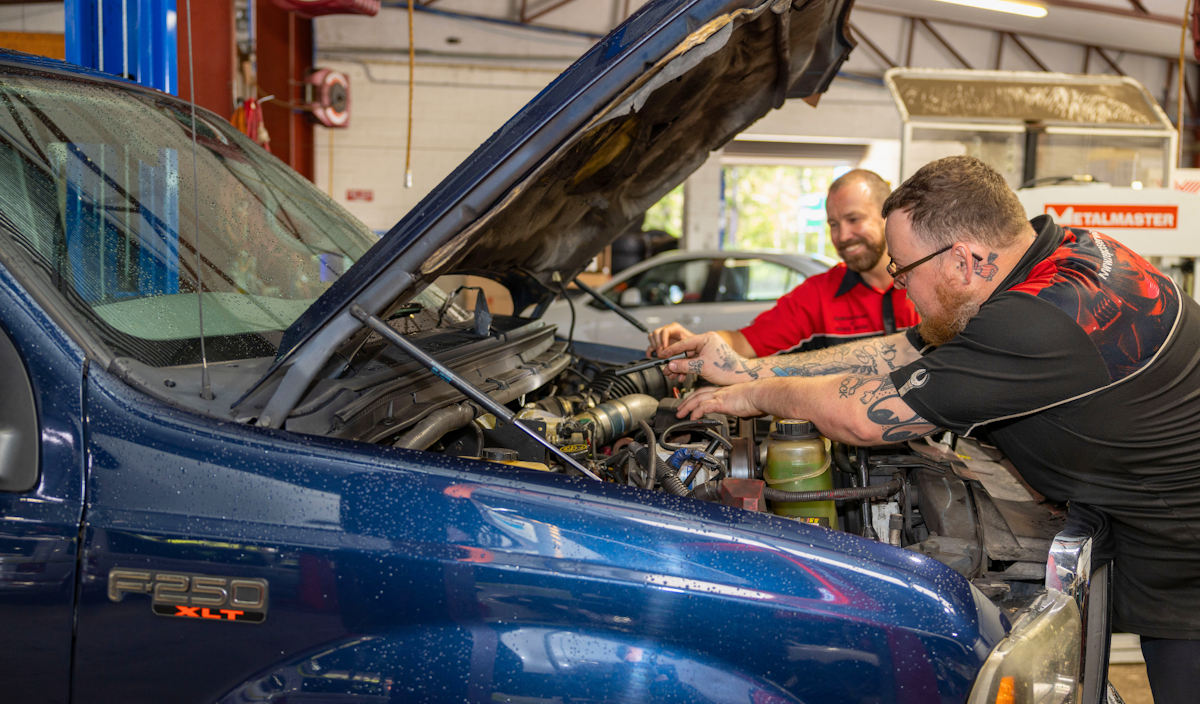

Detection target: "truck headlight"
[967, 590, 1081, 704]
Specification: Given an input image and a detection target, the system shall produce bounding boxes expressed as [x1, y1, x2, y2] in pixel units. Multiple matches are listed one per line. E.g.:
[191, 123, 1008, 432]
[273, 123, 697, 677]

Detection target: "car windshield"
[0, 67, 377, 367]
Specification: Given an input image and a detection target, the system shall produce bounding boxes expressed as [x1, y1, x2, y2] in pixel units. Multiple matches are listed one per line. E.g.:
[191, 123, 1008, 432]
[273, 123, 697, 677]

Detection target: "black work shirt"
[891, 215, 1200, 638]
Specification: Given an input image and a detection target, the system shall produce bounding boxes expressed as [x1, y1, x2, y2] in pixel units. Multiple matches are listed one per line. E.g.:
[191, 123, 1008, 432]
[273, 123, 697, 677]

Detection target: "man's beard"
[837, 236, 886, 272]
[917, 278, 980, 347]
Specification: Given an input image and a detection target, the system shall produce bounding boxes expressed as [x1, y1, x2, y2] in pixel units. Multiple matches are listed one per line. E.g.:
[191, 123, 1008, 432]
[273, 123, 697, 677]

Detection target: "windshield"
[0, 66, 377, 366]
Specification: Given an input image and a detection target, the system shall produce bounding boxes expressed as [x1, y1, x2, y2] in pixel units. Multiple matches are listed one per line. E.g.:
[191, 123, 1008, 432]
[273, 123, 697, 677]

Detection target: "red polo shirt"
[739, 263, 920, 356]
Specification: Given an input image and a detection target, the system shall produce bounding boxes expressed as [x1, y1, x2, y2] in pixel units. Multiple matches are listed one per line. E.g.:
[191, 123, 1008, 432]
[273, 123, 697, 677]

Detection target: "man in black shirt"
[661, 155, 1200, 700]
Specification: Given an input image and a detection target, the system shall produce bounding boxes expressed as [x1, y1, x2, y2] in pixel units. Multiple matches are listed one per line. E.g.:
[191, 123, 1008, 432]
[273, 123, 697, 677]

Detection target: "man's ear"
[951, 243, 974, 285]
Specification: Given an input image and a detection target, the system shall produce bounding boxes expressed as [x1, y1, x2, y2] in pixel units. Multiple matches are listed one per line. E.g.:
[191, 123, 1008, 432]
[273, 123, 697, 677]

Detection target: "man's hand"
[676, 384, 764, 420]
[646, 322, 695, 359]
[659, 332, 769, 386]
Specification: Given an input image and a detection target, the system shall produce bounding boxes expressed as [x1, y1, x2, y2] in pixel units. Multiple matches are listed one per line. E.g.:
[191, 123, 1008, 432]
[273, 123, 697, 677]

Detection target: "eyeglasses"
[887, 245, 981, 289]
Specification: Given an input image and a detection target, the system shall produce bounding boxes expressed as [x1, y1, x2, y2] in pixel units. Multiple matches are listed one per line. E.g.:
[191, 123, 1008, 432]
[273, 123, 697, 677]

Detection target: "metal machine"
[1018, 185, 1200, 301]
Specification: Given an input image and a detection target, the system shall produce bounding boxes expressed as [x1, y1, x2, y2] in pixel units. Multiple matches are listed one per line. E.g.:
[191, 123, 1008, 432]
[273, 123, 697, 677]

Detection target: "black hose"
[630, 432, 689, 497]
[604, 448, 630, 467]
[393, 403, 475, 450]
[689, 480, 721, 502]
[470, 420, 485, 455]
[858, 448, 877, 540]
[832, 442, 855, 474]
[638, 420, 657, 492]
[631, 441, 683, 493]
[660, 420, 734, 451]
[763, 475, 902, 503]
[587, 364, 673, 401]
[588, 368, 642, 400]
[661, 429, 733, 453]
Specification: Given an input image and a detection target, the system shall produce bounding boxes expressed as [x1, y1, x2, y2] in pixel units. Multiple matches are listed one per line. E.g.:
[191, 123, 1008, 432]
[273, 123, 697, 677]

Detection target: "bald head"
[829, 169, 890, 210]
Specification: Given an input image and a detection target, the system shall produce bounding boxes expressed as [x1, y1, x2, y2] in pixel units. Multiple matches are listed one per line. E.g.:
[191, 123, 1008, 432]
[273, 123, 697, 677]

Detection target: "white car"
[540, 250, 831, 351]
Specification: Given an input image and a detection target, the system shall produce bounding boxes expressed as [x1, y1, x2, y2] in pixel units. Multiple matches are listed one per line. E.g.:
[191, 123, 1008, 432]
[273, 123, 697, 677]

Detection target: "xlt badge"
[108, 569, 268, 623]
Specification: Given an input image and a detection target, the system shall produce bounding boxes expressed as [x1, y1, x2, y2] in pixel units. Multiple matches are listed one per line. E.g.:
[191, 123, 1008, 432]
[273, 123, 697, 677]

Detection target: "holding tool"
[615, 352, 687, 376]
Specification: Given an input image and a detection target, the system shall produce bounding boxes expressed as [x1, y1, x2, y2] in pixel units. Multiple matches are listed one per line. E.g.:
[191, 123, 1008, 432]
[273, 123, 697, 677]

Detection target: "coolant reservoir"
[764, 420, 837, 529]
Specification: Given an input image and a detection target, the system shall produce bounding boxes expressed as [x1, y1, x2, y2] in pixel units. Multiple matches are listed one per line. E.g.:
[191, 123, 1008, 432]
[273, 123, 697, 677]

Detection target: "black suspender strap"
[881, 289, 896, 335]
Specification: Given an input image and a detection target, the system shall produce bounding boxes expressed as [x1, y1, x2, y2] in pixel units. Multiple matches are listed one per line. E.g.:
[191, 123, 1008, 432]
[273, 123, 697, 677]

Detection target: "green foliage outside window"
[722, 165, 844, 257]
[644, 184, 683, 237]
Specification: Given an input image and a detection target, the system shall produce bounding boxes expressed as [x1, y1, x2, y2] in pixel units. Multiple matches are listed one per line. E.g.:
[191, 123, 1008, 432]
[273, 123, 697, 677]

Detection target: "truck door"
[0, 302, 87, 704]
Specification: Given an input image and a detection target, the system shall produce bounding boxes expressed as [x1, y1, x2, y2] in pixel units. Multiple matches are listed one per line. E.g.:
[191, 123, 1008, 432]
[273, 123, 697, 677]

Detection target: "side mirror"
[619, 288, 642, 307]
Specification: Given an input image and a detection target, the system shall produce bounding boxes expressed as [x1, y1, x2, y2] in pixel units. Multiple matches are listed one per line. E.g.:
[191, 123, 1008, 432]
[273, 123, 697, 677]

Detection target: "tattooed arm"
[669, 331, 938, 445]
[675, 370, 939, 445]
[659, 331, 922, 386]
[762, 333, 920, 379]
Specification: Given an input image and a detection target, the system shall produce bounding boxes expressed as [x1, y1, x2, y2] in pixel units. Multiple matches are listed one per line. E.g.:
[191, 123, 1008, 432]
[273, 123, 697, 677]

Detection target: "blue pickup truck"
[0, 1, 1116, 702]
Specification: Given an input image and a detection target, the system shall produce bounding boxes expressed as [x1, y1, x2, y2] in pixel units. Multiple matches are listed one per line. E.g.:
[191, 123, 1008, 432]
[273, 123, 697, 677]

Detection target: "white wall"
[0, 3, 63, 33]
[313, 58, 558, 232]
[315, 3, 1196, 239]
[314, 12, 909, 235]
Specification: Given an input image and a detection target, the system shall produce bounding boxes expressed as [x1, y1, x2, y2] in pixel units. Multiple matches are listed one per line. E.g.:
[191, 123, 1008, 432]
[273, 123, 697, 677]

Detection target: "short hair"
[829, 169, 890, 209]
[881, 156, 1029, 249]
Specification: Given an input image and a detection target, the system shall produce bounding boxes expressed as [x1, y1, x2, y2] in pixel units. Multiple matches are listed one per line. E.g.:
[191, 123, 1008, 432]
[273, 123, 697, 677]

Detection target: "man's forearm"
[662, 332, 923, 389]
[745, 371, 938, 445]
[674, 330, 936, 444]
[764, 332, 918, 379]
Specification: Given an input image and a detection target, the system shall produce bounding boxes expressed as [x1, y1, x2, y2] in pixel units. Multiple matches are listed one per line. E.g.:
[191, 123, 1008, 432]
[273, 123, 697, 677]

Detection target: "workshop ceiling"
[383, 0, 1193, 61]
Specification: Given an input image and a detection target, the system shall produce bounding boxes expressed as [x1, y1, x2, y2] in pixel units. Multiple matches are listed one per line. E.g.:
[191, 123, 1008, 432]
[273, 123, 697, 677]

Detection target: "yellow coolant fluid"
[479, 447, 551, 472]
[764, 420, 837, 529]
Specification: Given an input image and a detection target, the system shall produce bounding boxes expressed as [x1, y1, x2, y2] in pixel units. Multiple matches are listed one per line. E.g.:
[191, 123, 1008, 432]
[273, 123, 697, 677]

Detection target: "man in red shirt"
[646, 169, 918, 363]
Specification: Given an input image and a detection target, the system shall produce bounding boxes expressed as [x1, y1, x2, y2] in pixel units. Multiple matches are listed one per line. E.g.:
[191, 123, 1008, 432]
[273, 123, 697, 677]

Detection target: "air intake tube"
[570, 394, 659, 446]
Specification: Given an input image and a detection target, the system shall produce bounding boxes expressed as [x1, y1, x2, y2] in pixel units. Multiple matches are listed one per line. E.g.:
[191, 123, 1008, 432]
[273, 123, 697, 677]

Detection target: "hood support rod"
[349, 303, 602, 481]
[571, 277, 649, 333]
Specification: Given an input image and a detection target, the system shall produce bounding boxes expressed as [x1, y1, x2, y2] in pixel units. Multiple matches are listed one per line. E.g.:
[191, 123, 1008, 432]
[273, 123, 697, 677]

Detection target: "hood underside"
[422, 0, 856, 294]
[250, 0, 855, 423]
[278, 0, 854, 360]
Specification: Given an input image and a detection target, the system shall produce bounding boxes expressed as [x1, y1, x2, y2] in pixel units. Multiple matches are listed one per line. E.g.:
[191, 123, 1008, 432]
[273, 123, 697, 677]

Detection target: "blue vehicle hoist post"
[65, 0, 178, 95]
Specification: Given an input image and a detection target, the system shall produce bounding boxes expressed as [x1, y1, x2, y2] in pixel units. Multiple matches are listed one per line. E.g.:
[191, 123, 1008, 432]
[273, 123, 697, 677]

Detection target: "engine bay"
[286, 305, 1068, 606]
[119, 291, 1066, 610]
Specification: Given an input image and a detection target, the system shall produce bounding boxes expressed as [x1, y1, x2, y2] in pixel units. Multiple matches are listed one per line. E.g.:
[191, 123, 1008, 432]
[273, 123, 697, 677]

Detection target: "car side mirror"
[619, 288, 642, 307]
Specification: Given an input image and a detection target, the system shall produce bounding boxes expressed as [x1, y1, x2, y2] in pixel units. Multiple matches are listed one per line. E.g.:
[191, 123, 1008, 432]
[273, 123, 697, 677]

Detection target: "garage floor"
[1109, 664, 1152, 703]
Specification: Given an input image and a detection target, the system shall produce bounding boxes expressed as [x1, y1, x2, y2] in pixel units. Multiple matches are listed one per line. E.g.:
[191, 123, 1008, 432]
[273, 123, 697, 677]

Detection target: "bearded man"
[661, 155, 1200, 701]
[647, 169, 919, 361]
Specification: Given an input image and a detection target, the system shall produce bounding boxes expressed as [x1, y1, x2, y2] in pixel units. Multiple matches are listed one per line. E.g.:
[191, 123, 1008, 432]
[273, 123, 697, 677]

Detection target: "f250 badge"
[108, 569, 268, 623]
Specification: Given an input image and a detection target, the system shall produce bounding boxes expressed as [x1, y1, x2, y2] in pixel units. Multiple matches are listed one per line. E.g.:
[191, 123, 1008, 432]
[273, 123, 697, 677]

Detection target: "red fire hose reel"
[305, 69, 351, 128]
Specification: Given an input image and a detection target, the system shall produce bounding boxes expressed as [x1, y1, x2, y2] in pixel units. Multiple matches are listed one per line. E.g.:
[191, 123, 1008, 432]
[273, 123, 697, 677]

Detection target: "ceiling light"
[931, 0, 1048, 18]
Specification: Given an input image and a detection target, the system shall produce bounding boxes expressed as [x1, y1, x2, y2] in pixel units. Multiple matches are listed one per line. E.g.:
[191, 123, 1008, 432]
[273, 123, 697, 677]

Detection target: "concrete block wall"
[313, 57, 560, 232]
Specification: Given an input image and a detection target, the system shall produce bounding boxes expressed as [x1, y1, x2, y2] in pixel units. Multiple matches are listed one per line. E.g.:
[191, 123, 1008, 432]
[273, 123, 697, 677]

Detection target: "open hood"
[253, 0, 855, 424]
